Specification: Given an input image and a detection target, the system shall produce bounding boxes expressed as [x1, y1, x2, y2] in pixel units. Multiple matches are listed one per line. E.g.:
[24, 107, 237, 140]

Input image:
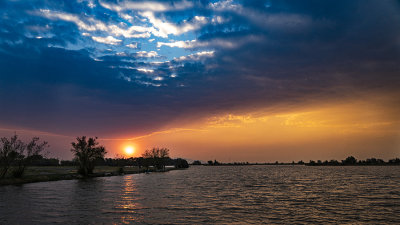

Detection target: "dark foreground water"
[1, 166, 400, 224]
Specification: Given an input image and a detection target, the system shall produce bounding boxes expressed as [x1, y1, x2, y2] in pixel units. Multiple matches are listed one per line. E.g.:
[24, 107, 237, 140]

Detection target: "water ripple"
[1, 166, 400, 224]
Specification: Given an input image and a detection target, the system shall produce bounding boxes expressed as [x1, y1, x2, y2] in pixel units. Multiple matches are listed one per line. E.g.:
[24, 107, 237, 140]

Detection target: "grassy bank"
[0, 166, 173, 186]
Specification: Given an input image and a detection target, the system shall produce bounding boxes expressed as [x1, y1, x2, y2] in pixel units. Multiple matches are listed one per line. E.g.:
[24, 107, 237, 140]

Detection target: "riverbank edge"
[0, 167, 180, 186]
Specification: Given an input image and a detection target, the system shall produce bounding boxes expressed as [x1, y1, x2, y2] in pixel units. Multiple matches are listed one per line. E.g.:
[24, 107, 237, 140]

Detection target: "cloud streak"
[99, 0, 194, 12]
[92, 36, 122, 45]
[139, 11, 207, 37]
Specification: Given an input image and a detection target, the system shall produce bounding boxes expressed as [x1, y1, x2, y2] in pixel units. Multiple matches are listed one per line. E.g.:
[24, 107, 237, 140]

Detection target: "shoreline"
[0, 166, 178, 186]
[202, 164, 400, 166]
[2, 164, 399, 186]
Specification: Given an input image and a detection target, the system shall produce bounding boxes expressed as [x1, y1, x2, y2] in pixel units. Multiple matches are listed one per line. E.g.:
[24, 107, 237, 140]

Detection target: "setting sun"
[124, 146, 135, 155]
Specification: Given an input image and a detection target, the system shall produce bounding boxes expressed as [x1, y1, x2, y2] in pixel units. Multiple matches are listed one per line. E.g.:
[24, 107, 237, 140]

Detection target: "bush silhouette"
[175, 158, 189, 168]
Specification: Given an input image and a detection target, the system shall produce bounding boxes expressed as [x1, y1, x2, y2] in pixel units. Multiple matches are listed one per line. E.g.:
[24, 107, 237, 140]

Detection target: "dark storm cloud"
[0, 0, 399, 137]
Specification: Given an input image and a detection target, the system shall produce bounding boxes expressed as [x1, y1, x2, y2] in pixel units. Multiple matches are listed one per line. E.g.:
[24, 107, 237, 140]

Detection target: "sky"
[0, 0, 399, 162]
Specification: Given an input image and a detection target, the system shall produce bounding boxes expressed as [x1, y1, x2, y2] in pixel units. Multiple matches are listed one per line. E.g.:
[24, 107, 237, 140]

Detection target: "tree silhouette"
[192, 160, 202, 165]
[12, 137, 49, 177]
[0, 135, 22, 178]
[0, 134, 48, 178]
[342, 156, 357, 165]
[308, 160, 316, 166]
[71, 136, 106, 176]
[142, 147, 170, 171]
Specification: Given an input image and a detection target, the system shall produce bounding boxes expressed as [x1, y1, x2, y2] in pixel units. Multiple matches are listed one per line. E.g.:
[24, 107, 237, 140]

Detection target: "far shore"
[202, 163, 400, 166]
[0, 166, 178, 186]
[2, 162, 400, 186]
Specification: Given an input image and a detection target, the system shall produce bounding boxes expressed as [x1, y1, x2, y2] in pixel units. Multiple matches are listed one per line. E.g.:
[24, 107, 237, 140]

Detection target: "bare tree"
[71, 136, 106, 176]
[12, 137, 49, 178]
[0, 134, 48, 178]
[0, 135, 21, 178]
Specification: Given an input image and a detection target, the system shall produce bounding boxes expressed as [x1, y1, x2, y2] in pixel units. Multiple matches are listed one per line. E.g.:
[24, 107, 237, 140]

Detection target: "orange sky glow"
[100, 94, 400, 162]
[1, 94, 399, 162]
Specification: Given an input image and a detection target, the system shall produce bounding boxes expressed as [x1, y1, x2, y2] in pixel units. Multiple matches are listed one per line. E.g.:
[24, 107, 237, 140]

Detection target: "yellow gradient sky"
[98, 94, 400, 162]
[1, 93, 399, 162]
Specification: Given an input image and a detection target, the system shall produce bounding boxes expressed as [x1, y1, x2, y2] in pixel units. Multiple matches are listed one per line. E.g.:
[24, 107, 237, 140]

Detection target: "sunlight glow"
[124, 146, 135, 155]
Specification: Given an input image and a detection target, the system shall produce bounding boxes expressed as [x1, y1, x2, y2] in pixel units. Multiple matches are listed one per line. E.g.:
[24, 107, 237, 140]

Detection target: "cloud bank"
[0, 0, 399, 141]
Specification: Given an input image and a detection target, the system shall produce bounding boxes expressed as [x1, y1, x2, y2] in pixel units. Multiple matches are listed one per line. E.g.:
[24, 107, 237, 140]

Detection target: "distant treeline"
[304, 156, 400, 166]
[196, 156, 400, 166]
[60, 157, 189, 169]
[0, 155, 189, 169]
[12, 155, 400, 169]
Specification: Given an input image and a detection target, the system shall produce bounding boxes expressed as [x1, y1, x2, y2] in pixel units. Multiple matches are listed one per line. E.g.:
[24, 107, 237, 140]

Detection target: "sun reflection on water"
[114, 175, 144, 224]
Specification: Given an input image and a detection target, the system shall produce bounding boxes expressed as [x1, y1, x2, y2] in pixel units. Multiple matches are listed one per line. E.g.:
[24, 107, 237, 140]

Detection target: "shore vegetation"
[1, 134, 48, 178]
[1, 134, 189, 186]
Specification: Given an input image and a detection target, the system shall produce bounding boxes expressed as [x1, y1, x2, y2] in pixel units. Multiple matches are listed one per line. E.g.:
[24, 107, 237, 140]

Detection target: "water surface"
[1, 166, 399, 224]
